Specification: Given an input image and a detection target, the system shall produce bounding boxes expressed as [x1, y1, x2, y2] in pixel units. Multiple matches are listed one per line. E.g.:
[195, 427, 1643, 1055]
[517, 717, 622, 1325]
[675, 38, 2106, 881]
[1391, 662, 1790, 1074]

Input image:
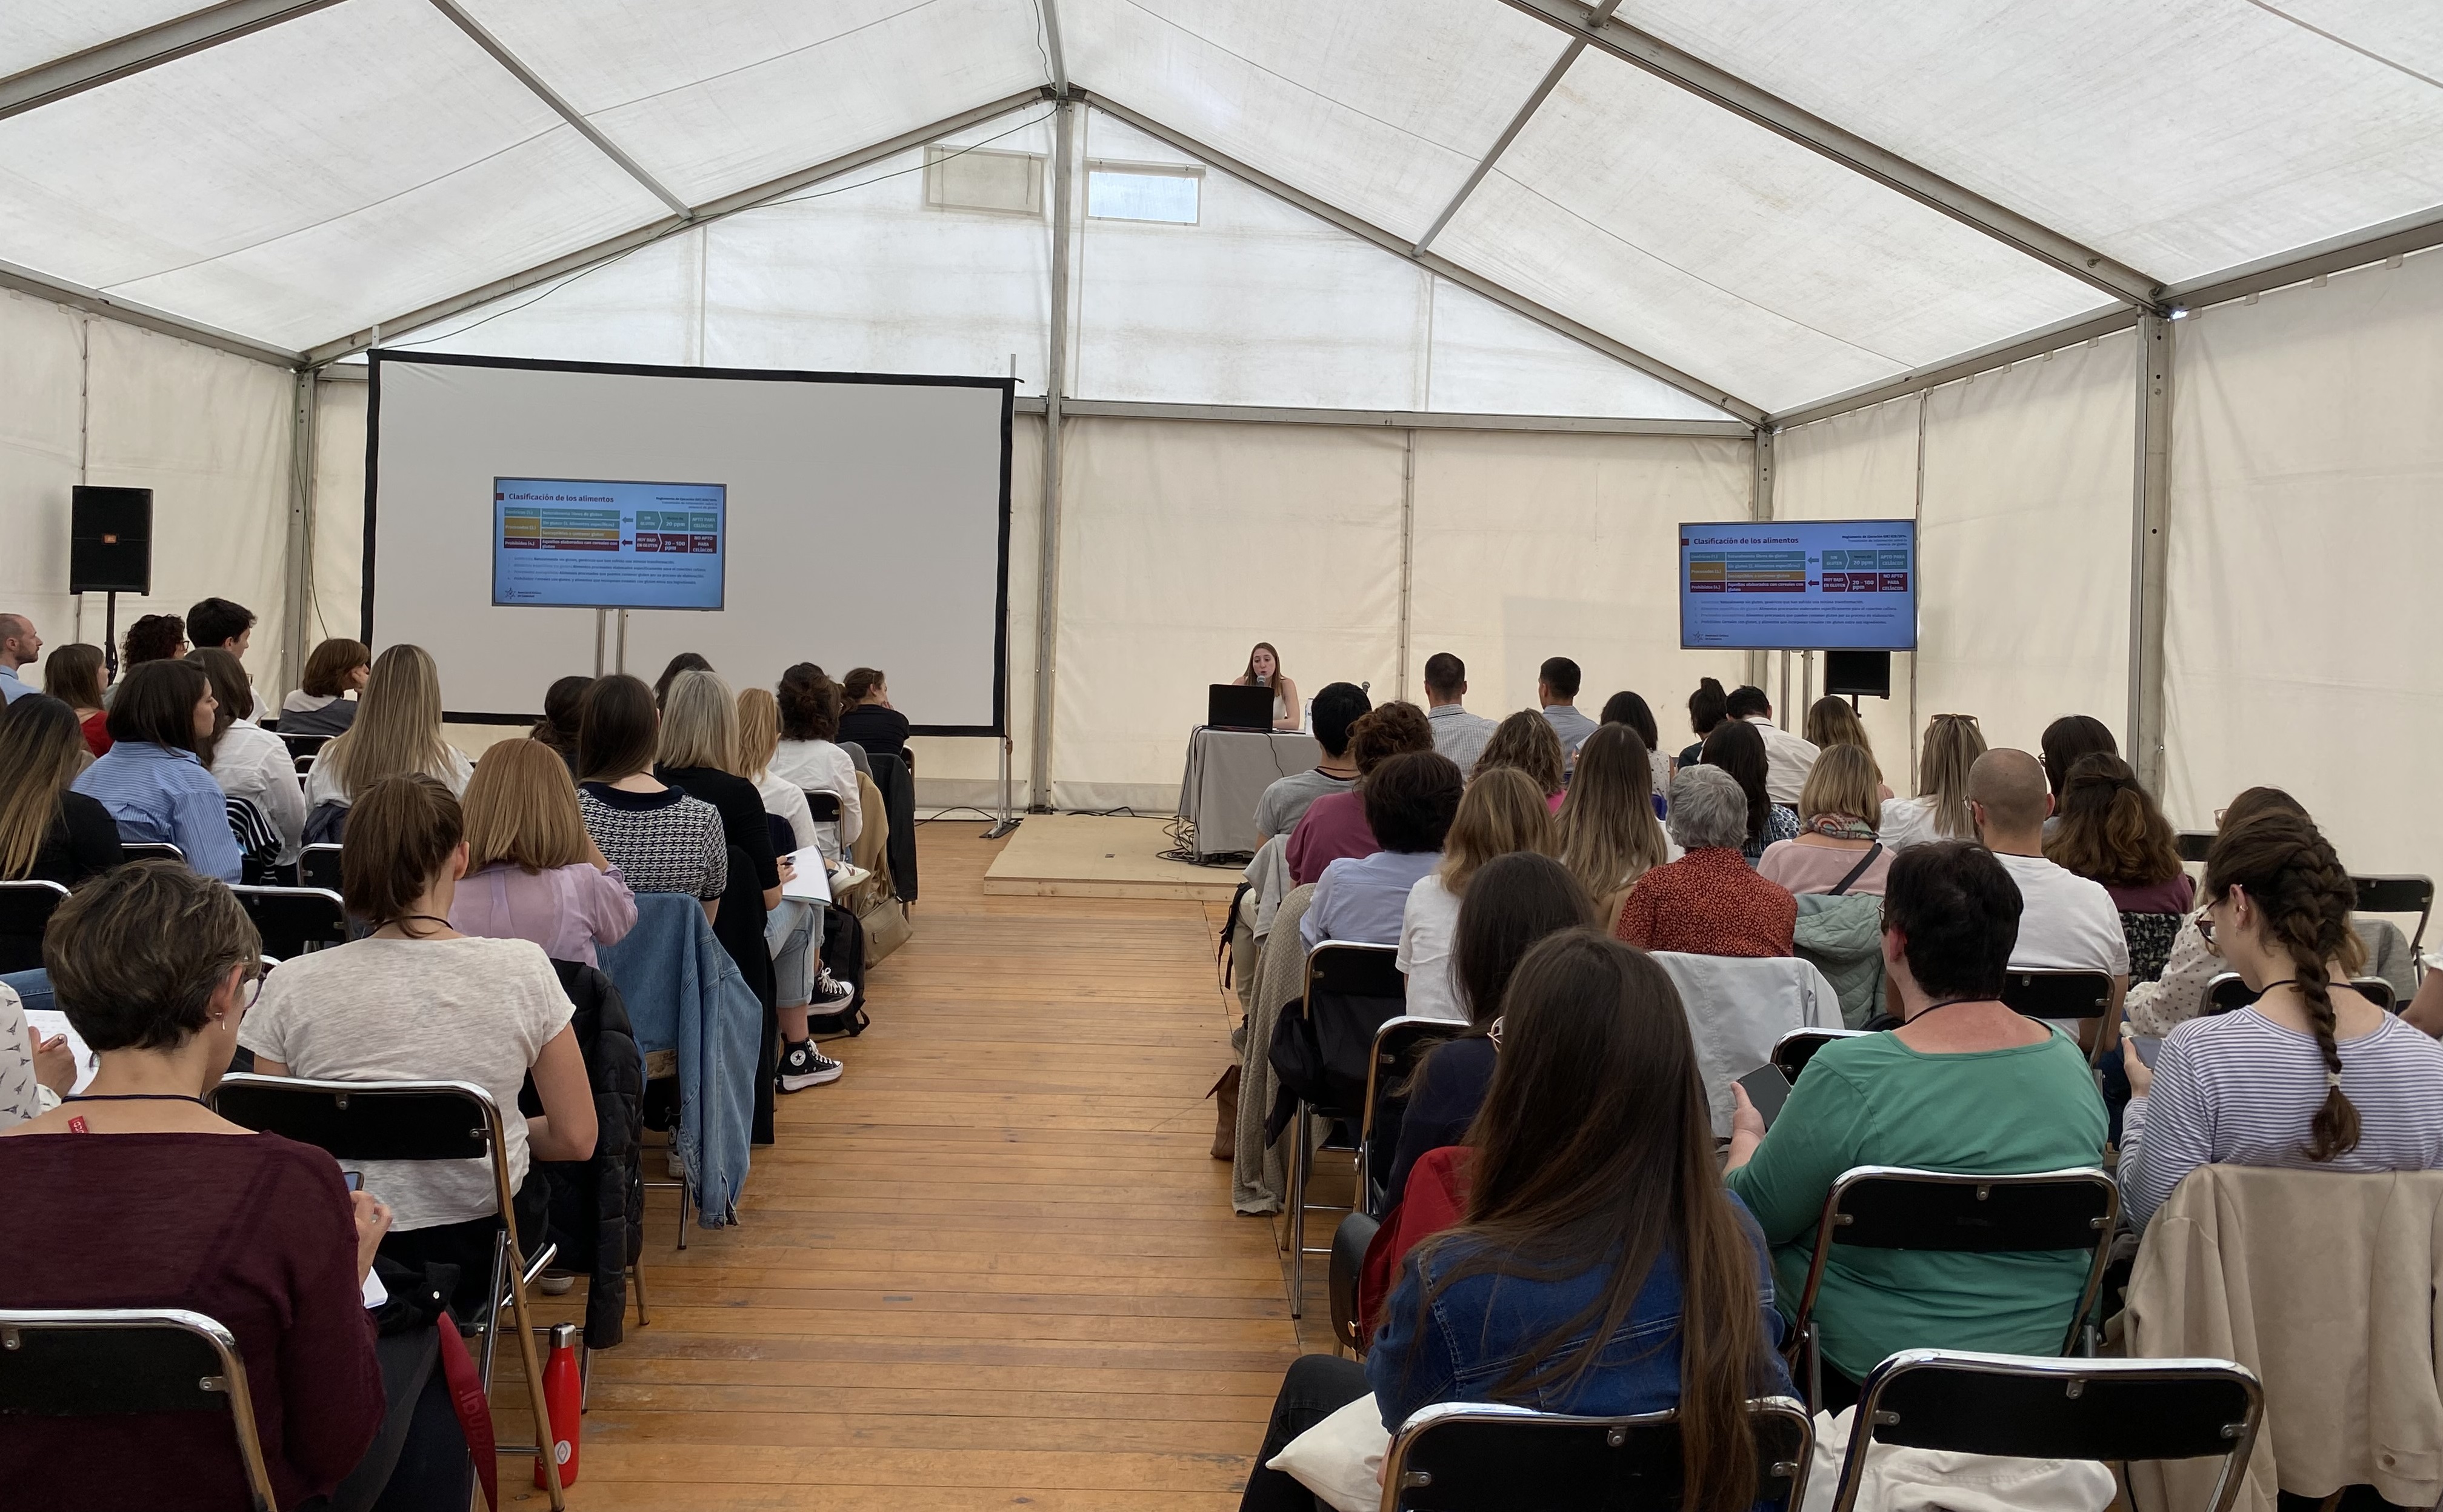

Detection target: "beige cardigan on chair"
[2126, 1164, 2443, 1512]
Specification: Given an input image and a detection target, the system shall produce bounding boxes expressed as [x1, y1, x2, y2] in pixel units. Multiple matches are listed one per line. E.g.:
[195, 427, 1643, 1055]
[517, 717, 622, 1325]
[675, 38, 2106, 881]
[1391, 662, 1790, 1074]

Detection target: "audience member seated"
[1727, 684, 1819, 804]
[1676, 675, 1728, 774]
[768, 663, 864, 862]
[1556, 724, 1672, 914]
[190, 647, 304, 865]
[1803, 696, 1893, 800]
[1758, 745, 1893, 897]
[738, 686, 818, 852]
[1534, 656, 1596, 762]
[1615, 765, 1795, 958]
[2126, 785, 2307, 1039]
[185, 596, 255, 657]
[1470, 708, 1567, 813]
[121, 612, 188, 673]
[304, 644, 474, 813]
[1302, 751, 1461, 950]
[1725, 842, 2109, 1409]
[662, 670, 851, 1092]
[2121, 811, 2443, 1232]
[0, 975, 73, 1123]
[836, 666, 913, 768]
[1598, 688, 1667, 800]
[528, 673, 593, 774]
[1419, 651, 1495, 774]
[0, 613, 38, 705]
[2045, 751, 2193, 982]
[1254, 681, 1369, 843]
[1287, 702, 1431, 885]
[575, 674, 728, 916]
[1230, 641, 1302, 732]
[1700, 716, 1798, 864]
[241, 774, 597, 1316]
[652, 651, 713, 708]
[1878, 712, 1987, 851]
[1239, 931, 1794, 1512]
[1397, 769, 1556, 1024]
[0, 696, 122, 887]
[279, 636, 370, 738]
[1387, 852, 1593, 1201]
[40, 641, 110, 754]
[72, 659, 241, 881]
[449, 738, 636, 969]
[0, 862, 391, 1510]
[2038, 714, 2119, 838]
[1968, 748, 2129, 1044]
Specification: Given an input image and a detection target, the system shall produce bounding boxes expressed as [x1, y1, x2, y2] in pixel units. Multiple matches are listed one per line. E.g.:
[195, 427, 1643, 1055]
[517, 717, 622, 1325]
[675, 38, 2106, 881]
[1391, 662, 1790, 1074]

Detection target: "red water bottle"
[534, 1322, 581, 1489]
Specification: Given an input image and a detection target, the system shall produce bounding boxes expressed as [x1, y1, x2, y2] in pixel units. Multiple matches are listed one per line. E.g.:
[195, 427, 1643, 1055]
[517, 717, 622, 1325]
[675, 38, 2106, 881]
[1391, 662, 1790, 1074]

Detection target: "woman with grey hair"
[1611, 765, 1796, 957]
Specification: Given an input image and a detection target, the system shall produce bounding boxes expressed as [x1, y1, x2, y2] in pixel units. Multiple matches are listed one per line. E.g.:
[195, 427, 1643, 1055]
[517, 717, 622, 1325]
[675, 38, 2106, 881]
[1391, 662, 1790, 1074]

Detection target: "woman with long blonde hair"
[0, 695, 122, 888]
[1878, 712, 1985, 851]
[737, 685, 818, 853]
[1804, 696, 1893, 801]
[1395, 767, 1555, 1024]
[1556, 724, 1673, 914]
[448, 739, 635, 968]
[305, 644, 470, 810]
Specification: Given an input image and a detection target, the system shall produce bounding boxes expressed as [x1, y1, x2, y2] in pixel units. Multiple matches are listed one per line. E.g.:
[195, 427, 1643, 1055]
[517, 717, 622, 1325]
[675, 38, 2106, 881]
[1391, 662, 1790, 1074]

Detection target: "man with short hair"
[1967, 748, 2128, 1047]
[185, 598, 256, 658]
[1727, 684, 1819, 805]
[0, 613, 41, 703]
[1420, 652, 1495, 775]
[1536, 656, 1595, 760]
[1253, 681, 1370, 843]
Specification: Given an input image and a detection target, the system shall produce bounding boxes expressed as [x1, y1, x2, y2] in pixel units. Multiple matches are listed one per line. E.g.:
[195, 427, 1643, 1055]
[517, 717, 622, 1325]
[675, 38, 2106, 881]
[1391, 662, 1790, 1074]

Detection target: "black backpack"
[807, 902, 870, 1037]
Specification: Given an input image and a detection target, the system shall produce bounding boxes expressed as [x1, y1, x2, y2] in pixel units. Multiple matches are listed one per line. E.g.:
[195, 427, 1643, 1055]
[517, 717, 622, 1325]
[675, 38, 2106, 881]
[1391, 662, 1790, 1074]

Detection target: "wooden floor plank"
[512, 822, 1299, 1508]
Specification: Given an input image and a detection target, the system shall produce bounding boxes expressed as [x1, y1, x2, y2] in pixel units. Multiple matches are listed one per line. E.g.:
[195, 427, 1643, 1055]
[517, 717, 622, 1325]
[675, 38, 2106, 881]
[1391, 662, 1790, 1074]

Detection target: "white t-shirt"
[1397, 871, 1468, 1024]
[210, 718, 307, 863]
[1995, 851, 2130, 977]
[755, 771, 819, 852]
[304, 745, 475, 809]
[239, 936, 575, 1230]
[1744, 716, 1821, 805]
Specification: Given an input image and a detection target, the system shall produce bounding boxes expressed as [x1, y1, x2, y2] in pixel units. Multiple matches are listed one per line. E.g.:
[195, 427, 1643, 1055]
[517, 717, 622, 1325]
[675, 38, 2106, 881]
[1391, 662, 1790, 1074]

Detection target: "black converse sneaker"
[813, 968, 855, 1005]
[777, 1039, 844, 1092]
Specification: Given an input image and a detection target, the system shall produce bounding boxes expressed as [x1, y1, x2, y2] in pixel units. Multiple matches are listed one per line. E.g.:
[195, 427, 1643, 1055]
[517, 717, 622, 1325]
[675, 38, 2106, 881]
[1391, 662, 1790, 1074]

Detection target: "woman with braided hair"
[2119, 809, 2443, 1232]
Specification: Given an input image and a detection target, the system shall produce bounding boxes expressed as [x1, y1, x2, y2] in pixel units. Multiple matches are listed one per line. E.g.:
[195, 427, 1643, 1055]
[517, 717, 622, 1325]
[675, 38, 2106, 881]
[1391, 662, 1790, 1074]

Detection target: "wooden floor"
[507, 822, 1307, 1510]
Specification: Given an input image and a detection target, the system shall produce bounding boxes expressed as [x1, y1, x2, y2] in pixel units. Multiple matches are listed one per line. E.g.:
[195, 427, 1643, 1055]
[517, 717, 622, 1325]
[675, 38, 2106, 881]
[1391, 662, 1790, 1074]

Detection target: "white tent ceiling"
[3, 0, 2439, 416]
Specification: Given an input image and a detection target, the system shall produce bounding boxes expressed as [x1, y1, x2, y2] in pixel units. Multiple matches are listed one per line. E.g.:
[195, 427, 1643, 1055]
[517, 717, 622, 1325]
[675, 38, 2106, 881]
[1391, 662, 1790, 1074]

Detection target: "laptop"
[1207, 684, 1275, 731]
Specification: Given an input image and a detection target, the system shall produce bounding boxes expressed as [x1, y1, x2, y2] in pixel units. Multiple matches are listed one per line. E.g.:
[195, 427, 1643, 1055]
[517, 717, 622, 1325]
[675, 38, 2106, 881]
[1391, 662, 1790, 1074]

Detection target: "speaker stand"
[103, 592, 120, 678]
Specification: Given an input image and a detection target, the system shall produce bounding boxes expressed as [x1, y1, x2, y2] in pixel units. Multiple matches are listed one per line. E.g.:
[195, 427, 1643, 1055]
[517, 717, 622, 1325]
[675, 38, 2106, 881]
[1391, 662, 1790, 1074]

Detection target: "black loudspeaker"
[1824, 650, 1891, 699]
[70, 487, 153, 594]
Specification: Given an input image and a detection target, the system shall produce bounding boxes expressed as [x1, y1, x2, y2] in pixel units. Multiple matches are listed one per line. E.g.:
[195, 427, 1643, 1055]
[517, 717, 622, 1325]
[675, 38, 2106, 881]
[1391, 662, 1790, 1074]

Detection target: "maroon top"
[0, 1131, 384, 1510]
[1287, 790, 1379, 886]
[1615, 846, 1798, 958]
[2105, 871, 2195, 916]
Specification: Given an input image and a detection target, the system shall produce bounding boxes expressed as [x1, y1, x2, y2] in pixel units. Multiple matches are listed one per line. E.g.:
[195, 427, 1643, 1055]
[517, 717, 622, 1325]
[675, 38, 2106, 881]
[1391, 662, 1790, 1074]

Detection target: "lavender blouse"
[448, 861, 638, 968]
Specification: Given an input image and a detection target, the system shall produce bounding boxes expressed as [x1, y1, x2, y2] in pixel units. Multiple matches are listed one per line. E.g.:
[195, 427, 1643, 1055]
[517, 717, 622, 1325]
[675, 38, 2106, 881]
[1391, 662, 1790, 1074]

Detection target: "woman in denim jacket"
[1238, 930, 1794, 1512]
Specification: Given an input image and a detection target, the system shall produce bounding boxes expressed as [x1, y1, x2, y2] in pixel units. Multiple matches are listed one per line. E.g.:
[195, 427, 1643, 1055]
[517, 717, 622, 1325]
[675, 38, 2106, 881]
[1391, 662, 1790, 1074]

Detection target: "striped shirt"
[2122, 1007, 2443, 1231]
[70, 741, 242, 882]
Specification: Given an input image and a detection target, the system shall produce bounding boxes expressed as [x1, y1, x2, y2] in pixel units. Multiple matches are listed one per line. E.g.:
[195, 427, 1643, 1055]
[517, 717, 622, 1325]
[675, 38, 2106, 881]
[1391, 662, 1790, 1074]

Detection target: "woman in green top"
[1724, 840, 2107, 1407]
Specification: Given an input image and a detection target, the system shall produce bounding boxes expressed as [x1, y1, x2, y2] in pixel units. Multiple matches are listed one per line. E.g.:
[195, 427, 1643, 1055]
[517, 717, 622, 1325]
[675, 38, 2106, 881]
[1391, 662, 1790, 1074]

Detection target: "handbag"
[858, 890, 912, 964]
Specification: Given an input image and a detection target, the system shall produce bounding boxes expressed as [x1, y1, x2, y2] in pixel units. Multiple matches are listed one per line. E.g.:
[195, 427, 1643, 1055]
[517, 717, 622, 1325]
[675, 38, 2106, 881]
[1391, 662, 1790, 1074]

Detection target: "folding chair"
[1790, 1166, 2119, 1409]
[0, 878, 68, 974]
[2203, 971, 2258, 1016]
[230, 885, 348, 959]
[1999, 969, 2116, 1065]
[1358, 1015, 1465, 1219]
[119, 842, 185, 865]
[1828, 1350, 2262, 1512]
[1770, 1026, 1871, 1084]
[208, 1074, 567, 1510]
[1379, 1396, 1814, 1511]
[2353, 874, 2433, 957]
[1284, 942, 1405, 1317]
[298, 843, 342, 893]
[0, 1308, 278, 1512]
[805, 788, 844, 859]
[641, 1048, 689, 1253]
[2176, 830, 2215, 865]
[278, 732, 331, 763]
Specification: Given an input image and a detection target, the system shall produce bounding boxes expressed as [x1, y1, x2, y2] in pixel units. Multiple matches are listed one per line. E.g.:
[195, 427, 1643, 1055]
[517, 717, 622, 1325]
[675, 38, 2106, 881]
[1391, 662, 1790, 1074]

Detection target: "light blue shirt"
[1542, 703, 1597, 758]
[71, 741, 242, 882]
[1304, 848, 1443, 951]
[0, 665, 30, 704]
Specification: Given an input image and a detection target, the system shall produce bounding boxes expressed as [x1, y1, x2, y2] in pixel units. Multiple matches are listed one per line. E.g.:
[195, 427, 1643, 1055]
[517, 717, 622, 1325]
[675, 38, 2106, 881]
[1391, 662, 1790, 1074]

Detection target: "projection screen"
[365, 351, 1011, 733]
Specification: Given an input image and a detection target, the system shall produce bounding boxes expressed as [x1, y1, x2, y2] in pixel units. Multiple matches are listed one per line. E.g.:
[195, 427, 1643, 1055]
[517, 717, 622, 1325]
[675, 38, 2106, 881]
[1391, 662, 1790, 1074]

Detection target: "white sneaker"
[665, 1149, 686, 1181]
[830, 863, 872, 891]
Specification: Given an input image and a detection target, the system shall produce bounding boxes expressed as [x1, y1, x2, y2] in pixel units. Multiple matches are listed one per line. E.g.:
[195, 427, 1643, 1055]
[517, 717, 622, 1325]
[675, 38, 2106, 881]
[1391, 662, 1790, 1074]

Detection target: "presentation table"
[1176, 727, 1322, 861]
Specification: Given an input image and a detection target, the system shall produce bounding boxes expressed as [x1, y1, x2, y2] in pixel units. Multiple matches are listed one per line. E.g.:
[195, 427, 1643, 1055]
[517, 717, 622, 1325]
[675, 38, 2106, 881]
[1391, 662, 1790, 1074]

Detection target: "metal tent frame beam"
[1016, 396, 1749, 437]
[1085, 92, 1765, 425]
[0, 255, 301, 367]
[1497, 0, 2162, 310]
[0, 0, 348, 122]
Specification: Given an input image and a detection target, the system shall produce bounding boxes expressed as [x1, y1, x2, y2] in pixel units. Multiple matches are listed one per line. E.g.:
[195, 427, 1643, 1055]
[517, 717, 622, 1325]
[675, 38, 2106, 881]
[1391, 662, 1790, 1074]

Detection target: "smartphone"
[343, 1170, 363, 1193]
[1735, 1064, 1792, 1130]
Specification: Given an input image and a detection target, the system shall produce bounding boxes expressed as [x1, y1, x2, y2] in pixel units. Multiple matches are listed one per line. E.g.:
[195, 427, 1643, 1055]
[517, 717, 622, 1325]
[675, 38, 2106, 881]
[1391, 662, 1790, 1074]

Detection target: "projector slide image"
[494, 477, 727, 611]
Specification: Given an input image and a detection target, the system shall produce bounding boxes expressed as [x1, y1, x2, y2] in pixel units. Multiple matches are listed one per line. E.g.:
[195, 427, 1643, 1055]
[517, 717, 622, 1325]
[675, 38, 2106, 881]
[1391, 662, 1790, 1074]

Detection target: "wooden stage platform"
[981, 814, 1245, 902]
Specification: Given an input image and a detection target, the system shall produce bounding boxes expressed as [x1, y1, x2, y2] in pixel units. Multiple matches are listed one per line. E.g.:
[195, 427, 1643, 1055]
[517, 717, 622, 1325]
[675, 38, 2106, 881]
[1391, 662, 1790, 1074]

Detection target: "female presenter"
[1231, 642, 1301, 731]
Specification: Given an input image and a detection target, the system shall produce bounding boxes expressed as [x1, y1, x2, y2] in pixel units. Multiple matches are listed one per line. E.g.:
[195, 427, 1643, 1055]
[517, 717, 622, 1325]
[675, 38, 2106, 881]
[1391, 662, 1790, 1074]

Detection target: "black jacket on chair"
[532, 959, 645, 1349]
[865, 750, 919, 905]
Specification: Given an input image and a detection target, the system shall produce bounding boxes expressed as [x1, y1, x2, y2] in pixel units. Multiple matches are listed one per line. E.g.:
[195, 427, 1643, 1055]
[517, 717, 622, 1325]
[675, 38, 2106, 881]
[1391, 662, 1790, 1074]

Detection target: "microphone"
[1360, 681, 1370, 694]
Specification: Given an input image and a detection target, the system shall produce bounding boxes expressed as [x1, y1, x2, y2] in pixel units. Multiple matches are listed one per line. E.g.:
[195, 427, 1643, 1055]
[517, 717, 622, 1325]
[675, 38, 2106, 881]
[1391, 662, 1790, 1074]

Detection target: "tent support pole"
[2128, 313, 2173, 792]
[1746, 425, 1774, 696]
[1027, 96, 1077, 813]
[281, 367, 317, 705]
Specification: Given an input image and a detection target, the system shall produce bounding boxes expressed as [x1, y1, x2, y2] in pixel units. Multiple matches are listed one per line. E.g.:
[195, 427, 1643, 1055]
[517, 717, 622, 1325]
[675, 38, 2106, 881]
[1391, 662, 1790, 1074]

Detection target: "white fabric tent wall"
[2164, 250, 2443, 875]
[0, 296, 295, 699]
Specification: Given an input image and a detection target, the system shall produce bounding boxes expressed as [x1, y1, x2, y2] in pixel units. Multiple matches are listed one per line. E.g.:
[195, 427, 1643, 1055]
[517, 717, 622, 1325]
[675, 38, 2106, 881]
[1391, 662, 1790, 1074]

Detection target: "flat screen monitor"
[492, 477, 726, 611]
[1678, 519, 1918, 652]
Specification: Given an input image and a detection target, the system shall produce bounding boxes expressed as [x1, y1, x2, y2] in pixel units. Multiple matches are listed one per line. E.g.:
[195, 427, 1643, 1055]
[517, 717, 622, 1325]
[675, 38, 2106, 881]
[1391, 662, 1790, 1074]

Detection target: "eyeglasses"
[2194, 907, 2215, 946]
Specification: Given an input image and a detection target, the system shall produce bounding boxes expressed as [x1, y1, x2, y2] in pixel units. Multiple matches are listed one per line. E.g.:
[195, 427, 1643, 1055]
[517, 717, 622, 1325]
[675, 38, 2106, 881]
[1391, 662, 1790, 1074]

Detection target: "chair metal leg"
[677, 1171, 689, 1251]
[500, 1239, 567, 1511]
[1287, 1105, 1309, 1317]
[476, 1227, 510, 1395]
